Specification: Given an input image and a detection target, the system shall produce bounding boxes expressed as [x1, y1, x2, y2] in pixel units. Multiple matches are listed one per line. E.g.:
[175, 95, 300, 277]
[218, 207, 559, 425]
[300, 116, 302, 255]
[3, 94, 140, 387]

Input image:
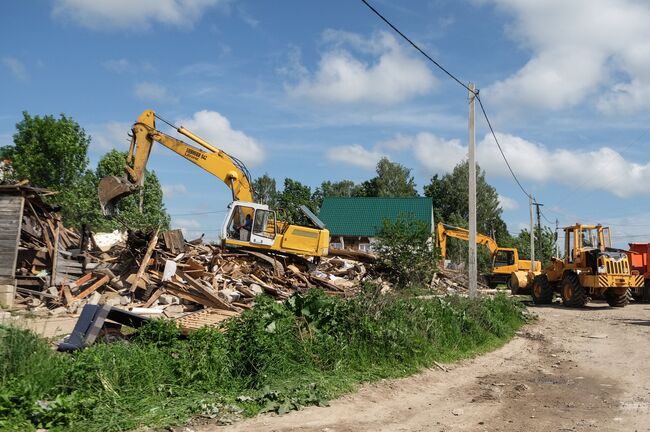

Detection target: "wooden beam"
[74, 274, 109, 301]
[50, 222, 60, 286]
[130, 227, 160, 292]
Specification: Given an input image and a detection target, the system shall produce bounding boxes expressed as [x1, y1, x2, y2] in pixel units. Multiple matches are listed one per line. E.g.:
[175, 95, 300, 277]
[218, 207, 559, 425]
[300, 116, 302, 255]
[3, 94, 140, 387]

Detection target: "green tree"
[11, 112, 89, 189]
[252, 174, 278, 207]
[425, 161, 513, 272]
[0, 145, 16, 182]
[374, 214, 437, 288]
[276, 178, 317, 225]
[513, 226, 557, 268]
[361, 158, 417, 197]
[312, 179, 363, 208]
[96, 150, 170, 230]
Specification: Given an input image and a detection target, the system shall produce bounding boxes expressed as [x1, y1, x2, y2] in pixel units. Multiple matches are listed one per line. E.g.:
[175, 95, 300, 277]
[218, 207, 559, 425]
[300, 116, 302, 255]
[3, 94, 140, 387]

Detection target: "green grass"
[0, 286, 527, 431]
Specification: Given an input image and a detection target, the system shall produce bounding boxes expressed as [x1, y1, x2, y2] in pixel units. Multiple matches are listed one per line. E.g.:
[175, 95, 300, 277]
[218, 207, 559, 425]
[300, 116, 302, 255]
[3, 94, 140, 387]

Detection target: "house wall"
[329, 235, 376, 252]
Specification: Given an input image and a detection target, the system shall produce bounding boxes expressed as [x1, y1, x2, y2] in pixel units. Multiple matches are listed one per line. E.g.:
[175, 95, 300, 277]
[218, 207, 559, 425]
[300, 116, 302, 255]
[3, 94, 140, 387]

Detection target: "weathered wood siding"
[0, 195, 24, 285]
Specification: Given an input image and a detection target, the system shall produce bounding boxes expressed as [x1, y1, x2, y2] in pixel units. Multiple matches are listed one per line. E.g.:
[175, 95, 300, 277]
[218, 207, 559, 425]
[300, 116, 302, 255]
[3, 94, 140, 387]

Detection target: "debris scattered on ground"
[4, 182, 508, 334]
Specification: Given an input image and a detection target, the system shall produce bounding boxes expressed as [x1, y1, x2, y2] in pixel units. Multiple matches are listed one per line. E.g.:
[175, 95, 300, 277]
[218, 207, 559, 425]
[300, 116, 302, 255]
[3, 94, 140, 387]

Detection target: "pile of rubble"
[430, 267, 495, 295]
[9, 196, 376, 325]
[5, 182, 498, 332]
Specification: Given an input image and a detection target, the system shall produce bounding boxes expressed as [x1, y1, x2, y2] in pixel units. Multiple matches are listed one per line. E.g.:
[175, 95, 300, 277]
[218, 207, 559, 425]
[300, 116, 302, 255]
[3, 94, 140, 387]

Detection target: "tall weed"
[0, 289, 526, 431]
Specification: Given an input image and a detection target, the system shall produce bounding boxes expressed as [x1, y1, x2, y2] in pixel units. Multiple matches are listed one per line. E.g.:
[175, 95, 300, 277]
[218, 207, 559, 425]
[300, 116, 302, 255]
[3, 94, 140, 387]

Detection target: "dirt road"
[201, 301, 650, 432]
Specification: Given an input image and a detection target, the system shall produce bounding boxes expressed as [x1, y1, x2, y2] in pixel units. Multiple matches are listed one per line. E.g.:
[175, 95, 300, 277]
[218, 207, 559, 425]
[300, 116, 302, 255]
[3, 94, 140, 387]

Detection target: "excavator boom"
[98, 109, 254, 214]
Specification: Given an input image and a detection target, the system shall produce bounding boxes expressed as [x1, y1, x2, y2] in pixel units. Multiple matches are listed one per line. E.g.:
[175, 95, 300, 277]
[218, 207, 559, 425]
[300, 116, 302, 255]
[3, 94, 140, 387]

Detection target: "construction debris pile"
[5, 183, 494, 330]
[11, 210, 377, 326]
[429, 268, 493, 295]
[7, 182, 84, 314]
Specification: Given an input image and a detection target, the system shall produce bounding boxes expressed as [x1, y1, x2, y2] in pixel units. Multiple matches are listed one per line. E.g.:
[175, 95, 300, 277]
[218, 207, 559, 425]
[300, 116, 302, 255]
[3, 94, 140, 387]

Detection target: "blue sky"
[2, 0, 650, 247]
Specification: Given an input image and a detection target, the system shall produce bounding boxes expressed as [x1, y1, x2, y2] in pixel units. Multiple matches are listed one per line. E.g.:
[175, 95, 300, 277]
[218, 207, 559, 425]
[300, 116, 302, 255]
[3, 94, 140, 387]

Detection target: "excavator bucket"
[98, 176, 137, 216]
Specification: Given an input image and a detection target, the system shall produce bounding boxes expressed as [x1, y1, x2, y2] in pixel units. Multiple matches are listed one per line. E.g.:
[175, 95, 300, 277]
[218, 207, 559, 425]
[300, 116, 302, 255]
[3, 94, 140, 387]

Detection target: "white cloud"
[177, 110, 265, 167]
[391, 129, 650, 198]
[91, 122, 131, 151]
[173, 217, 202, 236]
[134, 82, 176, 103]
[287, 30, 436, 105]
[103, 58, 154, 74]
[378, 133, 466, 174]
[325, 144, 385, 169]
[498, 194, 519, 211]
[483, 0, 650, 113]
[2, 57, 27, 81]
[162, 183, 188, 197]
[52, 0, 226, 31]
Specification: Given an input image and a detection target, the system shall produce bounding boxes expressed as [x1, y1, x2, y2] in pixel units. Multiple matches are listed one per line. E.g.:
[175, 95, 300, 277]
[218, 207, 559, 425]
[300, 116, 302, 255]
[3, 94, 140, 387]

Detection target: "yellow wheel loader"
[436, 223, 540, 289]
[97, 109, 330, 258]
[519, 224, 643, 308]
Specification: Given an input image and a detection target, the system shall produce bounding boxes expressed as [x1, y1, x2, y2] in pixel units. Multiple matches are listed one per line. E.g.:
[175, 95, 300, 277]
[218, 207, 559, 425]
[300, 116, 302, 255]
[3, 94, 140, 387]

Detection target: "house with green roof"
[318, 197, 434, 252]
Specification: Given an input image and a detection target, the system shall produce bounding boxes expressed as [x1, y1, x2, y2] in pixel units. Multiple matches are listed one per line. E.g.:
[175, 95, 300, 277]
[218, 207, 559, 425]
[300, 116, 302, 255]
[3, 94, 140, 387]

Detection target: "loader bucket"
[98, 176, 137, 216]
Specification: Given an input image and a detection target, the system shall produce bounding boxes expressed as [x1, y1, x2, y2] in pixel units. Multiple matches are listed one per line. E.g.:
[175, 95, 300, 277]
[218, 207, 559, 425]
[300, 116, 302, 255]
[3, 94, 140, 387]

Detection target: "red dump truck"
[627, 243, 650, 301]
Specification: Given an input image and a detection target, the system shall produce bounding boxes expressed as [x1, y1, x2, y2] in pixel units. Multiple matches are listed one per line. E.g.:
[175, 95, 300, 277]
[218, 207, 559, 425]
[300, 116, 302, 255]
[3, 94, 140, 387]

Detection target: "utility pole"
[555, 218, 560, 257]
[533, 201, 544, 266]
[529, 195, 535, 268]
[468, 82, 477, 299]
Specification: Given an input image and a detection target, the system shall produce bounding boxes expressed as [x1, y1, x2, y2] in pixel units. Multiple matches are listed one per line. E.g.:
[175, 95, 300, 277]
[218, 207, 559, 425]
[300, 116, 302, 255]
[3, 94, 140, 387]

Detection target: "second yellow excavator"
[436, 222, 541, 289]
[98, 109, 330, 257]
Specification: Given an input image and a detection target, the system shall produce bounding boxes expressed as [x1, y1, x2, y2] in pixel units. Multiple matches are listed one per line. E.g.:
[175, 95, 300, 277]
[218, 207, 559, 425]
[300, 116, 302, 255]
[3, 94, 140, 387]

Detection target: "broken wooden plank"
[74, 274, 109, 301]
[16, 287, 58, 299]
[178, 270, 234, 311]
[130, 227, 160, 292]
[143, 288, 163, 308]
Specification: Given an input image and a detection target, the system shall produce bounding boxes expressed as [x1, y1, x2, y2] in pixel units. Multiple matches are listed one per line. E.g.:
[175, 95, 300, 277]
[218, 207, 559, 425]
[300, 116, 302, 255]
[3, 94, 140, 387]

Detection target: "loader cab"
[224, 201, 277, 247]
[564, 224, 612, 267]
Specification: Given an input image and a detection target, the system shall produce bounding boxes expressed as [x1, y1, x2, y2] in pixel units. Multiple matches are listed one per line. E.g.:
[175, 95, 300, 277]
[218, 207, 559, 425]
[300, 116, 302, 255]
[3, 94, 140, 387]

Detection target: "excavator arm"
[98, 109, 254, 214]
[436, 222, 499, 258]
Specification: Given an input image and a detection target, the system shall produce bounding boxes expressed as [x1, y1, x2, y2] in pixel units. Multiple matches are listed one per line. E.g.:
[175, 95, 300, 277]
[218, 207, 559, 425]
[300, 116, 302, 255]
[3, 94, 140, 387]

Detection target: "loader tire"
[531, 275, 553, 304]
[561, 273, 587, 308]
[605, 289, 629, 308]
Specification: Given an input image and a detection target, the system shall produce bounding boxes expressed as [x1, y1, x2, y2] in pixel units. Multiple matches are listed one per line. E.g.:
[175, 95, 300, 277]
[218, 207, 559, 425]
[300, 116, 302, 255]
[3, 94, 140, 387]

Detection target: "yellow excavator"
[436, 222, 541, 289]
[98, 109, 330, 257]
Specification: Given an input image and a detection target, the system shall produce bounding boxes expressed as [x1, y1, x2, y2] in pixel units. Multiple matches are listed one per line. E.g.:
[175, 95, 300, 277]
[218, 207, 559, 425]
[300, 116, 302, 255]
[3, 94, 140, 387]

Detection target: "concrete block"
[0, 284, 15, 308]
[88, 292, 102, 305]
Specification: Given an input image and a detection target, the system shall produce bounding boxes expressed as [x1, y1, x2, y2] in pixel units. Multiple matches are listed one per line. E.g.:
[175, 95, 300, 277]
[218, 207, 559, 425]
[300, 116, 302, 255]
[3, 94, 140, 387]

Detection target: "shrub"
[374, 214, 437, 288]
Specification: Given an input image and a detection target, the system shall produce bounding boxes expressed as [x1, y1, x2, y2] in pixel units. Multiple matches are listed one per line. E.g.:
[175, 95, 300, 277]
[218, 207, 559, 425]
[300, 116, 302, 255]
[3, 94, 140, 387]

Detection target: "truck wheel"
[531, 275, 553, 304]
[561, 273, 587, 307]
[605, 289, 629, 307]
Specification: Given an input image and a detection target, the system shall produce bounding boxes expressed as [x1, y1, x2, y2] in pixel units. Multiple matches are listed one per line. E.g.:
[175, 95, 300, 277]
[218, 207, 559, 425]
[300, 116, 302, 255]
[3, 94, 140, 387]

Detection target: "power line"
[476, 96, 530, 198]
[169, 210, 229, 216]
[359, 0, 531, 199]
[359, 0, 472, 94]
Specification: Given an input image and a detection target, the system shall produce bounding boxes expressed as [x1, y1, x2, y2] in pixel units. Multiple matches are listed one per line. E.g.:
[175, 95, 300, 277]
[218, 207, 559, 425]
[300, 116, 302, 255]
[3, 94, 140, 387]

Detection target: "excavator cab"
[225, 203, 277, 246]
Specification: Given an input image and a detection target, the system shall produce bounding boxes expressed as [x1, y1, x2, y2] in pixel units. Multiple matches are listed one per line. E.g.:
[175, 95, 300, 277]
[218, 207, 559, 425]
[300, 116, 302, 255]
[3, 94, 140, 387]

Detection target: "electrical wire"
[169, 210, 229, 216]
[476, 96, 530, 198]
[359, 0, 532, 199]
[359, 0, 473, 94]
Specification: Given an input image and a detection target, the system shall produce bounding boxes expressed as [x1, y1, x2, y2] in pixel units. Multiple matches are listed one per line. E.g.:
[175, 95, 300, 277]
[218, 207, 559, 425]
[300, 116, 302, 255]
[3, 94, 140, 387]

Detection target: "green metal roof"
[319, 197, 433, 237]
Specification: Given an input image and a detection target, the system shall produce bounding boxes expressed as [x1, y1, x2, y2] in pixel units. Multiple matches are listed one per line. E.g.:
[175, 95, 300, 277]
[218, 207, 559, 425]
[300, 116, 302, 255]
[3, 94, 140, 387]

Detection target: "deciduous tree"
[11, 112, 89, 189]
[361, 158, 417, 197]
